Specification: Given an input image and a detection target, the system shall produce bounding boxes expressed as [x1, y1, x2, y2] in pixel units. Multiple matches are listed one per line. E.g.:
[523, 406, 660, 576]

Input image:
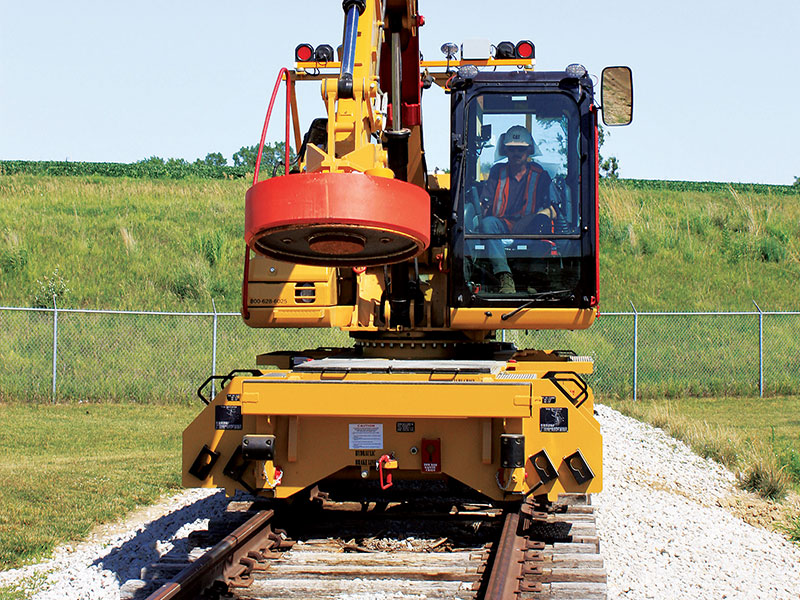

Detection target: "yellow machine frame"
[184, 351, 601, 502]
[182, 0, 616, 506]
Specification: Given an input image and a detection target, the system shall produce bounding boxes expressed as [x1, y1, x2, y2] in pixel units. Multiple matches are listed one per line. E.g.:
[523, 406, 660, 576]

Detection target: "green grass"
[0, 587, 26, 600]
[599, 182, 800, 312]
[785, 516, 800, 543]
[0, 573, 47, 600]
[0, 175, 249, 312]
[1, 175, 799, 313]
[0, 403, 197, 570]
[605, 396, 800, 499]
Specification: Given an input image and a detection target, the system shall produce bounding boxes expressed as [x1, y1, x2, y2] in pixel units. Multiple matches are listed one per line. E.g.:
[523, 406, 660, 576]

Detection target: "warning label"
[349, 423, 383, 450]
[540, 407, 568, 433]
[215, 405, 242, 430]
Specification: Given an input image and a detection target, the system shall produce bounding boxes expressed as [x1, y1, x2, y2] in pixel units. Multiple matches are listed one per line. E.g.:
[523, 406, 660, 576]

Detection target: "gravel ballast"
[1, 404, 799, 599]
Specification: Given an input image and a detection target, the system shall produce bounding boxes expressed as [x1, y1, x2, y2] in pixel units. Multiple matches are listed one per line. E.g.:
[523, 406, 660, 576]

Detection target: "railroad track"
[128, 494, 605, 600]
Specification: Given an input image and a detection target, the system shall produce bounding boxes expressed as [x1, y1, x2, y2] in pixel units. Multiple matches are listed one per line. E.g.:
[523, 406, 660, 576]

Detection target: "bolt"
[360, 468, 369, 479]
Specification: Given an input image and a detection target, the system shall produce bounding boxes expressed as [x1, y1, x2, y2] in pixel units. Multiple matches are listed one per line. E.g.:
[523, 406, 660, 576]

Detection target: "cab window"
[462, 92, 582, 299]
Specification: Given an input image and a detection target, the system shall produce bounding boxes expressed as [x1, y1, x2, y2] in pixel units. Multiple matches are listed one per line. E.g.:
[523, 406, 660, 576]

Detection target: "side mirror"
[601, 66, 633, 126]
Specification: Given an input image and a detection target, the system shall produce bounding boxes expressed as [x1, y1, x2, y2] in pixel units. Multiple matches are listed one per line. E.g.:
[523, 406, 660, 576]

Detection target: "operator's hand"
[536, 206, 557, 220]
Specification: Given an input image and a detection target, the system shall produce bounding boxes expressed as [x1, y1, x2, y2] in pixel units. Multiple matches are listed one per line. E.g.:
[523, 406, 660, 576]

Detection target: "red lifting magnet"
[245, 172, 430, 267]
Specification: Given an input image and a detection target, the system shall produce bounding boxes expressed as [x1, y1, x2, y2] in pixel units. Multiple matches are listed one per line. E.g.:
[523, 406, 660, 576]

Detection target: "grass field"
[1, 175, 799, 313]
[0, 403, 196, 571]
[0, 175, 248, 312]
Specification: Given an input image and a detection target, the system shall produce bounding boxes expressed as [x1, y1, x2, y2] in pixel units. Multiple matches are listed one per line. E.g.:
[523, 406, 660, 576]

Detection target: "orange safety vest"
[490, 163, 546, 230]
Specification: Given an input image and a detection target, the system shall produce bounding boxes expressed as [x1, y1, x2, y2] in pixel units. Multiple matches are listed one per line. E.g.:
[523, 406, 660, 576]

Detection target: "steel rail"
[482, 511, 526, 599]
[145, 509, 278, 600]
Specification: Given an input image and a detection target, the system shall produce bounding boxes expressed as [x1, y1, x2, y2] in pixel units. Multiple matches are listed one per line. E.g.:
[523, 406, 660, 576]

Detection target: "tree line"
[140, 141, 295, 176]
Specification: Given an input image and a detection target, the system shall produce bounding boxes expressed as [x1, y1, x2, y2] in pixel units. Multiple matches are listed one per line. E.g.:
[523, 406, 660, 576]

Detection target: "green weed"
[784, 515, 800, 543]
[195, 231, 226, 267]
[778, 442, 800, 482]
[29, 268, 70, 308]
[740, 450, 790, 501]
[0, 246, 27, 275]
[0, 229, 28, 275]
[167, 259, 210, 300]
[758, 235, 786, 263]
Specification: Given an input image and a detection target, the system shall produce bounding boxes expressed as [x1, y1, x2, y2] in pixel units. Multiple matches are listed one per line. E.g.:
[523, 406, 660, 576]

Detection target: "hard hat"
[503, 125, 534, 147]
[497, 125, 538, 158]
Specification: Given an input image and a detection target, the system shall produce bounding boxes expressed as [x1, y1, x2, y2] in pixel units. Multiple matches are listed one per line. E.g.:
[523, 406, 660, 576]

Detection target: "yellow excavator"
[183, 0, 632, 505]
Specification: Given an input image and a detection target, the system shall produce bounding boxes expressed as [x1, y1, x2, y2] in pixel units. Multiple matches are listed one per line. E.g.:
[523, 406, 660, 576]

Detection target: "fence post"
[753, 300, 763, 397]
[51, 295, 58, 403]
[630, 300, 638, 401]
[211, 299, 218, 398]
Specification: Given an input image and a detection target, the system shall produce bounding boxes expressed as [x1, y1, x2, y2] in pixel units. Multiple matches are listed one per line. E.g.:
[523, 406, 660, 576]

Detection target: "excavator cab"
[450, 69, 600, 310]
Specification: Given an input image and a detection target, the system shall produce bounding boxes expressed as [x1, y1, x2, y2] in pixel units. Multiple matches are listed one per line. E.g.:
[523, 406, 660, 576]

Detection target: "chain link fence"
[1, 305, 798, 403]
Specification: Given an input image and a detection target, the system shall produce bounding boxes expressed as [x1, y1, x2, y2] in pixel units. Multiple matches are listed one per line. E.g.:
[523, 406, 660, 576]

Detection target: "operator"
[479, 125, 556, 294]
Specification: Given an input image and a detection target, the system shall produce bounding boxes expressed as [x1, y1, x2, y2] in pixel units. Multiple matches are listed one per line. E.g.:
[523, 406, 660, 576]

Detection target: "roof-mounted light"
[566, 63, 588, 78]
[458, 64, 479, 80]
[295, 43, 314, 62]
[495, 41, 516, 59]
[314, 44, 334, 63]
[440, 42, 459, 60]
[450, 63, 479, 91]
[515, 40, 535, 59]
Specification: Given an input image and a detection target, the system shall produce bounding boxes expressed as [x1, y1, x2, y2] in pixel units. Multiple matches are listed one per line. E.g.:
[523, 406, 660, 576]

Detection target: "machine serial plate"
[396, 421, 415, 432]
[349, 423, 384, 449]
[540, 407, 568, 432]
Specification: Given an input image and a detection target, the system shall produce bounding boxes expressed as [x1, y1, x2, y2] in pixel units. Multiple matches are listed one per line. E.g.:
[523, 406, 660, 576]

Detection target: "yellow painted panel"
[450, 307, 597, 330]
[240, 380, 532, 418]
[244, 305, 354, 329]
[248, 256, 335, 282]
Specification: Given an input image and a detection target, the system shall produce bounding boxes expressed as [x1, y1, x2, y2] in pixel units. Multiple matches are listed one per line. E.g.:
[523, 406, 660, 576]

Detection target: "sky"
[1, 0, 798, 184]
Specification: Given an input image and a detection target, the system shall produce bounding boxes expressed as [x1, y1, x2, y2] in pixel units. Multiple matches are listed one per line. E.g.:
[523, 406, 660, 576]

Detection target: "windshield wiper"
[501, 290, 573, 321]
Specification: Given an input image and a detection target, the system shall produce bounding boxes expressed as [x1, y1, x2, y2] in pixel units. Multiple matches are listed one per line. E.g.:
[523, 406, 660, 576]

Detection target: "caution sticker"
[348, 423, 383, 450]
[215, 405, 242, 430]
[540, 407, 568, 432]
